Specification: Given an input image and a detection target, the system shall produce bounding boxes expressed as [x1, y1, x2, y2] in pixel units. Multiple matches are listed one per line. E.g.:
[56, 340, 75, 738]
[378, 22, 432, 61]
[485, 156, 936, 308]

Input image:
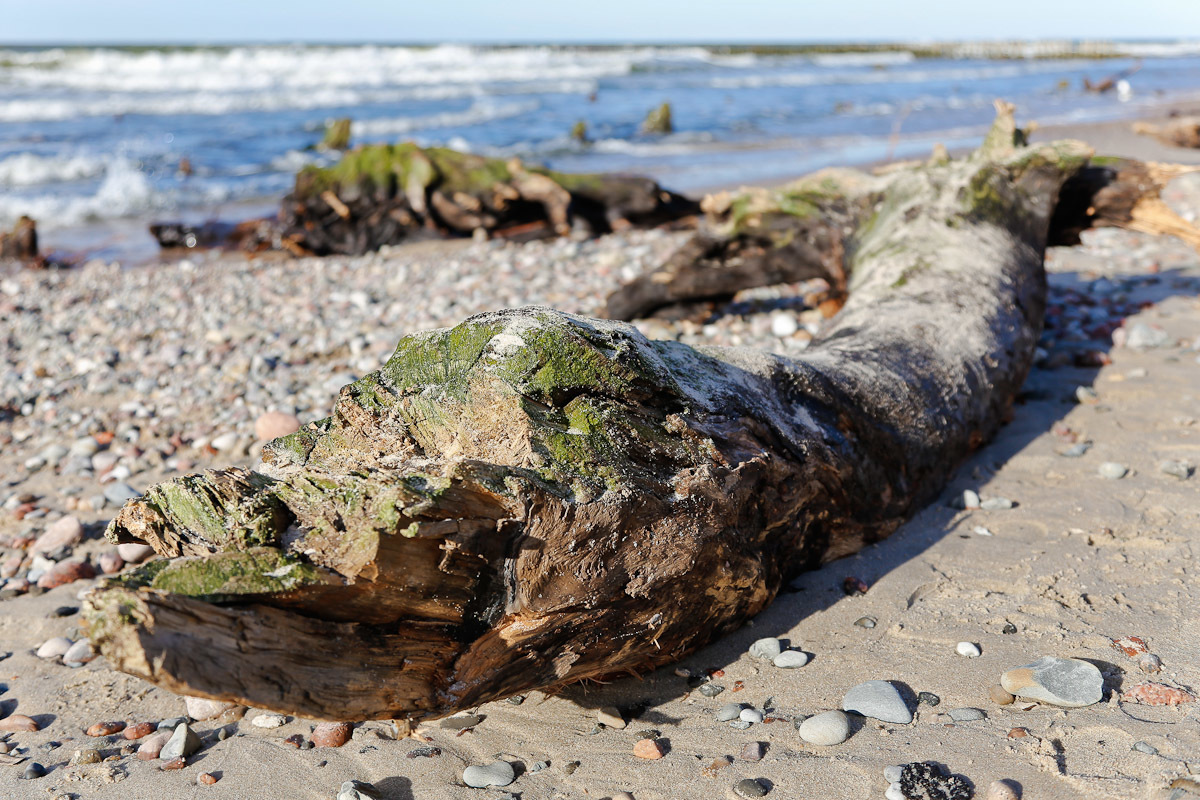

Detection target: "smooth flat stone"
[36, 637, 73, 659]
[749, 637, 782, 660]
[797, 710, 850, 746]
[739, 708, 763, 724]
[843, 680, 912, 724]
[1001, 656, 1104, 707]
[948, 707, 986, 722]
[159, 723, 201, 760]
[463, 760, 515, 788]
[772, 650, 808, 669]
[716, 703, 743, 722]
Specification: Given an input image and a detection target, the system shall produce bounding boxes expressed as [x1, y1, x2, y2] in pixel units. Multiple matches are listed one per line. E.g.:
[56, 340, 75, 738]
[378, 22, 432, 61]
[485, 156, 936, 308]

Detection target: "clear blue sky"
[2, 0, 1197, 44]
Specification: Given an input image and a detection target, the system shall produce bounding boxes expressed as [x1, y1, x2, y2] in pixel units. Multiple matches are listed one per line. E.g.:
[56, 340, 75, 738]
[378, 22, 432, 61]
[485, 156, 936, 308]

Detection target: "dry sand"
[1, 118, 1199, 800]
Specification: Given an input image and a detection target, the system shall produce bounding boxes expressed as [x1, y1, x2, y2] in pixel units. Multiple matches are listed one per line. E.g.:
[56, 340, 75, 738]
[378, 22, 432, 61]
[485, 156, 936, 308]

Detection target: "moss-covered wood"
[276, 142, 698, 255]
[87, 107, 1091, 723]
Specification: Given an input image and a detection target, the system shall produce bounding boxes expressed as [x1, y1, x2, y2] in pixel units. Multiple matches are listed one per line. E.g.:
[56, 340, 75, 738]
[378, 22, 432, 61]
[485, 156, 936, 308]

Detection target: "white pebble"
[739, 708, 764, 724]
[770, 313, 798, 338]
[772, 650, 809, 669]
[251, 712, 287, 728]
[36, 637, 73, 659]
[956, 641, 981, 658]
[797, 710, 850, 746]
[1098, 462, 1128, 480]
[885, 782, 906, 800]
[883, 765, 904, 783]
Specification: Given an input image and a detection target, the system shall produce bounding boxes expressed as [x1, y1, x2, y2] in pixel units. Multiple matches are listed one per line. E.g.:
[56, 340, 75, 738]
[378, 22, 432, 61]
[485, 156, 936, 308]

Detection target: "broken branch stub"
[85, 108, 1091, 722]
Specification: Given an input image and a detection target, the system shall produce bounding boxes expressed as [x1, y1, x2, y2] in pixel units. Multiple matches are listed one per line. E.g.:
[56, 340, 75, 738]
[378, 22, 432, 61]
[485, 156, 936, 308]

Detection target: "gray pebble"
[842, 680, 912, 724]
[739, 741, 765, 761]
[102, 482, 142, 504]
[157, 717, 186, 730]
[1059, 441, 1091, 458]
[980, 497, 1013, 510]
[772, 650, 808, 669]
[716, 703, 743, 722]
[749, 637, 782, 661]
[948, 707, 986, 722]
[1098, 462, 1128, 480]
[530, 761, 549, 773]
[883, 765, 904, 783]
[1159, 460, 1192, 479]
[854, 616, 877, 629]
[728, 720, 752, 730]
[734, 777, 768, 798]
[699, 683, 725, 698]
[1000, 656, 1104, 707]
[160, 722, 202, 760]
[1132, 741, 1158, 755]
[22, 762, 44, 780]
[961, 489, 980, 508]
[462, 760, 515, 789]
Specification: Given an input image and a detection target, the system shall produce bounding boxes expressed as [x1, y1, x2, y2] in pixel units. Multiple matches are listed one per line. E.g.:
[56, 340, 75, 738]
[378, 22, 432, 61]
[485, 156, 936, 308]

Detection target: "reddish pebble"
[0, 714, 39, 732]
[633, 738, 664, 760]
[37, 559, 96, 590]
[312, 721, 352, 748]
[1111, 636, 1149, 657]
[0, 554, 22, 579]
[284, 733, 305, 748]
[87, 720, 126, 737]
[124, 722, 155, 740]
[1122, 682, 1195, 706]
[255, 411, 302, 441]
[161, 756, 187, 770]
[842, 576, 869, 595]
[95, 431, 115, 445]
[1007, 727, 1028, 739]
[137, 730, 171, 760]
[198, 772, 218, 785]
[97, 551, 124, 574]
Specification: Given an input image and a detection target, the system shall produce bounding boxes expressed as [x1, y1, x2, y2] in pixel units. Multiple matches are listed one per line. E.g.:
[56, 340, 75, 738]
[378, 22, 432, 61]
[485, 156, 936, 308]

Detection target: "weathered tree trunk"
[85, 107, 1091, 723]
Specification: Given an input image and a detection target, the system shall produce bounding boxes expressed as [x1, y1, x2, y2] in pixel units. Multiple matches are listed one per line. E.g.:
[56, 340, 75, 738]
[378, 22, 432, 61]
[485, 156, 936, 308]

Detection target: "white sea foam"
[0, 152, 108, 186]
[353, 99, 540, 138]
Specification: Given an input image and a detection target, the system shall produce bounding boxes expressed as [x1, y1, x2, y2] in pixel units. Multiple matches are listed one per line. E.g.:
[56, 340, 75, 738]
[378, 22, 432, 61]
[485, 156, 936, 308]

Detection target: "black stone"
[918, 692, 941, 707]
[899, 761, 972, 800]
[735, 777, 769, 798]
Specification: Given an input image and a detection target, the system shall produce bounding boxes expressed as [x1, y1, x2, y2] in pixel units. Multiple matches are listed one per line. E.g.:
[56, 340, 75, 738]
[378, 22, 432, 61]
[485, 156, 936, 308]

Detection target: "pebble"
[37, 559, 96, 590]
[716, 703, 743, 722]
[136, 730, 171, 760]
[185, 696, 238, 721]
[312, 721, 353, 747]
[734, 777, 768, 798]
[97, 551, 124, 574]
[1000, 656, 1104, 707]
[842, 680, 912, 724]
[1138, 653, 1164, 674]
[102, 482, 141, 505]
[597, 706, 626, 729]
[772, 650, 808, 669]
[251, 712, 287, 728]
[198, 772, 218, 785]
[980, 497, 1013, 510]
[22, 762, 44, 780]
[87, 720, 126, 736]
[956, 641, 981, 657]
[739, 708, 764, 724]
[698, 683, 725, 697]
[1132, 741, 1158, 755]
[210, 432, 240, 452]
[255, 411, 302, 440]
[885, 784, 905, 800]
[770, 313, 798, 338]
[883, 765, 904, 783]
[32, 516, 83, 554]
[749, 637, 782, 660]
[854, 616, 877, 629]
[1059, 442, 1091, 458]
[1125, 322, 1171, 348]
[63, 639, 94, 666]
[728, 720, 752, 730]
[157, 716, 187, 730]
[961, 489, 981, 509]
[0, 714, 40, 732]
[463, 760, 516, 787]
[948, 707, 986, 722]
[987, 779, 1021, 800]
[338, 780, 383, 800]
[116, 543, 154, 562]
[160, 756, 187, 770]
[159, 722, 202, 760]
[739, 741, 765, 761]
[797, 710, 850, 746]
[633, 738, 664, 759]
[123, 722, 155, 740]
[36, 636, 73, 659]
[1159, 459, 1192, 479]
[989, 685, 1015, 705]
[918, 691, 940, 706]
[69, 747, 101, 765]
[1098, 461, 1128, 480]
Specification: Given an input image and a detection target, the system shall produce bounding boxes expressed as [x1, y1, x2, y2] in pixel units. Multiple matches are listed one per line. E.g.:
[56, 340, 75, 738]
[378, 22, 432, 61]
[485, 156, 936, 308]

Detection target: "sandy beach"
[2, 116, 1200, 800]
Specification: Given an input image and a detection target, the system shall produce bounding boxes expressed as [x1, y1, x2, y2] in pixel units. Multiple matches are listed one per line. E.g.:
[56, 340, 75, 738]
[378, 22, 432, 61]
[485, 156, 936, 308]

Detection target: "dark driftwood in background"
[87, 108, 1093, 722]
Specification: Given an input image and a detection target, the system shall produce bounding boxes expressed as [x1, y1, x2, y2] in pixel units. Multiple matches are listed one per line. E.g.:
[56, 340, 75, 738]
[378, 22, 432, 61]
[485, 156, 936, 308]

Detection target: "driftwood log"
[85, 107, 1092, 723]
[275, 143, 698, 255]
[605, 152, 1200, 322]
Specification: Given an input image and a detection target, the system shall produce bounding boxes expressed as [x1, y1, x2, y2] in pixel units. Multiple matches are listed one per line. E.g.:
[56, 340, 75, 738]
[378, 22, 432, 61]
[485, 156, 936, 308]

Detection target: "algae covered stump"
[87, 107, 1097, 722]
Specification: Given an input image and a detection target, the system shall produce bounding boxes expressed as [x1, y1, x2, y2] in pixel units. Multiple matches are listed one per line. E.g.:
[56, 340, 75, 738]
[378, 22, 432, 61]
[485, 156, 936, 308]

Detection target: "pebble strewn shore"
[0, 217, 1198, 798]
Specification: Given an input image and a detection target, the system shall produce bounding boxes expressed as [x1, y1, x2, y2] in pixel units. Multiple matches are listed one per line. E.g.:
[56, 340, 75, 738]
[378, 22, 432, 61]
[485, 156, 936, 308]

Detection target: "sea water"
[3, 42, 1200, 256]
